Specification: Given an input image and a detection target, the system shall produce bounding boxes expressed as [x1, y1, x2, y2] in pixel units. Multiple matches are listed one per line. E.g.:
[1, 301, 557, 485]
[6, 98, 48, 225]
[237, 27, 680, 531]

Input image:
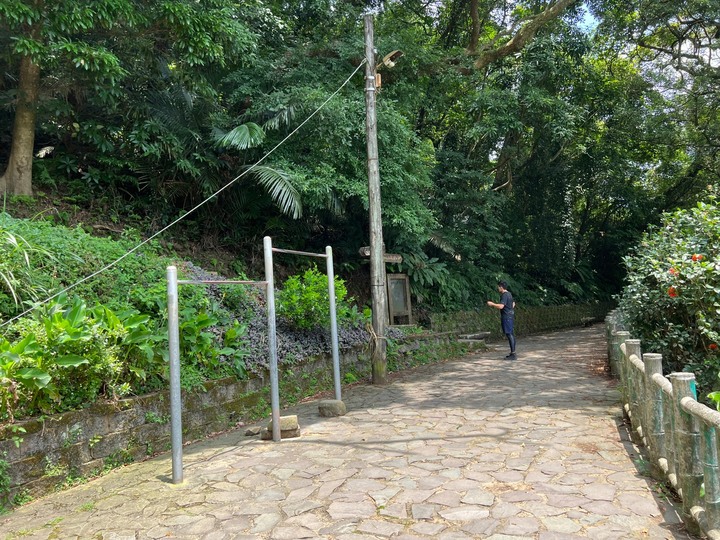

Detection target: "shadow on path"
[0, 324, 697, 539]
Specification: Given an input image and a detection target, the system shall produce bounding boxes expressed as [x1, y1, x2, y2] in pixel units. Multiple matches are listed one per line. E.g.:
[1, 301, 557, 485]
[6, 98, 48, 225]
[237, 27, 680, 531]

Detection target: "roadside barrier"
[607, 310, 720, 539]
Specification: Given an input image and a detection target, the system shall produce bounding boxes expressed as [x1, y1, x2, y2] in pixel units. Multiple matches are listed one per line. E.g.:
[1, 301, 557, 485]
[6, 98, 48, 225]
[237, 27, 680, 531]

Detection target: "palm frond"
[428, 233, 456, 256]
[262, 106, 297, 131]
[214, 122, 265, 150]
[326, 190, 344, 217]
[248, 166, 302, 219]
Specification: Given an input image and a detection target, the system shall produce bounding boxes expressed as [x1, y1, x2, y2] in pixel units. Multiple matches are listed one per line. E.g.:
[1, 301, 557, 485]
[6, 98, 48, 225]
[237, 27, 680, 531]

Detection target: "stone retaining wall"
[430, 301, 615, 338]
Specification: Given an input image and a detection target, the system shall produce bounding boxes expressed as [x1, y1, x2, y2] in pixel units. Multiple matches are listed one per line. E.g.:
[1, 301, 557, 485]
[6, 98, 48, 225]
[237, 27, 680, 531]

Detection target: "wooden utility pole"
[364, 14, 389, 385]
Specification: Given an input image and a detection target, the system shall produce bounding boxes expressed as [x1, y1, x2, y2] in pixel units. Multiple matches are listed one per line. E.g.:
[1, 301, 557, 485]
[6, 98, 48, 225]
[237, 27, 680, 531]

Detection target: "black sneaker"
[504, 353, 517, 360]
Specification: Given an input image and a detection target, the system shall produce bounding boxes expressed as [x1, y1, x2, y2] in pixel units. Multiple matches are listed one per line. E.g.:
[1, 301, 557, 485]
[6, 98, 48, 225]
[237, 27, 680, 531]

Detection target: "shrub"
[277, 267, 358, 330]
[618, 191, 720, 403]
[0, 296, 168, 421]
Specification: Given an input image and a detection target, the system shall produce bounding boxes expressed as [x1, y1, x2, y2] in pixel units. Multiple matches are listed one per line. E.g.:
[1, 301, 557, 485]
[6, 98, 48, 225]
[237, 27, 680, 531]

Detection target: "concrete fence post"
[670, 372, 703, 530]
[609, 330, 623, 378]
[642, 353, 665, 479]
[625, 338, 643, 441]
[703, 423, 720, 531]
[615, 330, 630, 403]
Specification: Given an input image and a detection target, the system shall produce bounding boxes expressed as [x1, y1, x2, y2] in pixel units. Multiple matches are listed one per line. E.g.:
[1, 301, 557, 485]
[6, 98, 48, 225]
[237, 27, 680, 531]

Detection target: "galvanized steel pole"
[364, 13, 388, 385]
[166, 266, 183, 483]
[264, 236, 281, 442]
[326, 246, 342, 400]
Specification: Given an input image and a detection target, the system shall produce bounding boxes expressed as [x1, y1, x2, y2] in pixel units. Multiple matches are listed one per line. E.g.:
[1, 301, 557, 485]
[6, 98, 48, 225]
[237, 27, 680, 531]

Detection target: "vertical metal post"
[364, 13, 389, 385]
[264, 236, 281, 442]
[670, 372, 703, 531]
[167, 266, 183, 483]
[326, 246, 342, 401]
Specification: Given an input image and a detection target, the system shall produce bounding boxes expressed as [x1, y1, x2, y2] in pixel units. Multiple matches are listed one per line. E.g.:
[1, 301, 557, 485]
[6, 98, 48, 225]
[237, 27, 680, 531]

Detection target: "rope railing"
[607, 310, 720, 539]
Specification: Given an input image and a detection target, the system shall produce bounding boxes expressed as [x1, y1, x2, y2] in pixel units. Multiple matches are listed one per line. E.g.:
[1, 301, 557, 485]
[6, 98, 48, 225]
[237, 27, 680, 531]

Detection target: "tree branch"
[474, 0, 577, 70]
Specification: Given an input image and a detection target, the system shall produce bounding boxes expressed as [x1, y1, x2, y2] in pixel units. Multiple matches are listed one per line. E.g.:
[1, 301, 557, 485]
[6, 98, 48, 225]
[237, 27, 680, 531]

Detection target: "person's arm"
[487, 300, 503, 309]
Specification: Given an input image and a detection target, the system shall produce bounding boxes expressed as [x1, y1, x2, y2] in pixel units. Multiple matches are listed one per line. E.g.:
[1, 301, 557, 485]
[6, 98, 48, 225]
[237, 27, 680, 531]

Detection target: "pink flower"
[669, 267, 678, 275]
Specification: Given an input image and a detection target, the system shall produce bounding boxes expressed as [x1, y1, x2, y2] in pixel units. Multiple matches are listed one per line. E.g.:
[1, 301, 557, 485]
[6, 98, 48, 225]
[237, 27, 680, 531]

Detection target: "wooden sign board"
[358, 246, 403, 264]
[387, 273, 412, 325]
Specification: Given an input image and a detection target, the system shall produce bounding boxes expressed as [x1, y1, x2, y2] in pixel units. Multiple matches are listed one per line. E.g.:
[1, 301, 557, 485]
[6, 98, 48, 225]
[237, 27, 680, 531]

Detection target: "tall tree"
[0, 0, 255, 197]
[0, 0, 134, 195]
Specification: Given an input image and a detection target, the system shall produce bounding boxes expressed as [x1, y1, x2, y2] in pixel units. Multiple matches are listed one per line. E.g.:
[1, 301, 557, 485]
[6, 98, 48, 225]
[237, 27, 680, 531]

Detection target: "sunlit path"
[0, 325, 695, 539]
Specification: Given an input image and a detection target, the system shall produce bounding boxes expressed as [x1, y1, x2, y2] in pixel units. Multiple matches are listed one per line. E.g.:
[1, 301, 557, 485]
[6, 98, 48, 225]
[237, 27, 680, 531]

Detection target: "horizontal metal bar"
[271, 247, 327, 259]
[177, 280, 268, 286]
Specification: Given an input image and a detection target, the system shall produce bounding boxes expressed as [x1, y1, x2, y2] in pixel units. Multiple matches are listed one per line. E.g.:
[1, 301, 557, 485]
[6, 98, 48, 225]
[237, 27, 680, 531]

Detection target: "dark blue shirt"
[500, 290, 514, 320]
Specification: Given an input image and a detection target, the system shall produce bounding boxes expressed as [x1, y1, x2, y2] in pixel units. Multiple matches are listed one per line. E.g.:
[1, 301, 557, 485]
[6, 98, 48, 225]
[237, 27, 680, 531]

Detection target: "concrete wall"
[430, 302, 615, 339]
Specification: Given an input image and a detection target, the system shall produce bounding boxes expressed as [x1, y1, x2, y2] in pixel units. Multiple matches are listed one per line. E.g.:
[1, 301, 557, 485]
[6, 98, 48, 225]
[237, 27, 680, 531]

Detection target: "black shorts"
[501, 317, 514, 335]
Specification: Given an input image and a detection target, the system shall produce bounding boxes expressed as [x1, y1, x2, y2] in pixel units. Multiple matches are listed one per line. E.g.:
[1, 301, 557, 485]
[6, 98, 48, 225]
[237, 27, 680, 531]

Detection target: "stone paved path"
[1, 325, 696, 539]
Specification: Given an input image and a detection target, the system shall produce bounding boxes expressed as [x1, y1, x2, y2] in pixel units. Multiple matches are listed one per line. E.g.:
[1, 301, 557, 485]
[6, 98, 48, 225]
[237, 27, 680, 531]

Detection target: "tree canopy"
[1, 0, 714, 311]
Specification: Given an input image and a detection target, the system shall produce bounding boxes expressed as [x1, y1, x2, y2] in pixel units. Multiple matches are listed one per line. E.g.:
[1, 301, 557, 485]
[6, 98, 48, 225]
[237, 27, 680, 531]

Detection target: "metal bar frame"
[167, 253, 282, 481]
[270, 242, 342, 402]
[177, 280, 268, 286]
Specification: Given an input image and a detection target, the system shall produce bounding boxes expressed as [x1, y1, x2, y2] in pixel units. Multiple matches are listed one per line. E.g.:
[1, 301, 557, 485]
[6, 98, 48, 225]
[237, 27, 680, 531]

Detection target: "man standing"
[487, 281, 516, 360]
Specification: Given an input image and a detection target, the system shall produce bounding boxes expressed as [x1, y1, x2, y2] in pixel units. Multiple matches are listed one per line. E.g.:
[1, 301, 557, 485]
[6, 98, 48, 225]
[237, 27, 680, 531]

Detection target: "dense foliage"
[0, 216, 367, 422]
[618, 190, 720, 403]
[1, 1, 719, 413]
[4, 0, 711, 312]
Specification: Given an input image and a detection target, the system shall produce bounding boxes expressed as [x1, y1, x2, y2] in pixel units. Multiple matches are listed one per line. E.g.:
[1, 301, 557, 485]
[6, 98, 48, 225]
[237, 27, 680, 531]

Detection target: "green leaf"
[16, 367, 52, 388]
[214, 122, 265, 150]
[56, 354, 90, 367]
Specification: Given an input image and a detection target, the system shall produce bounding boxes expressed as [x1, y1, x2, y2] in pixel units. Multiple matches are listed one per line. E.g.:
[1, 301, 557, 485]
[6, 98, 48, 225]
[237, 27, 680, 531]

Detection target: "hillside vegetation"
[0, 212, 369, 423]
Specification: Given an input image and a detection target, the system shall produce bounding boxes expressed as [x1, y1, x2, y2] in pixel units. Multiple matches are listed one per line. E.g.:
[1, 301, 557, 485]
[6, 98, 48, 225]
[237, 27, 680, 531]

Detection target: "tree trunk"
[493, 129, 520, 191]
[0, 54, 40, 197]
[468, 0, 481, 53]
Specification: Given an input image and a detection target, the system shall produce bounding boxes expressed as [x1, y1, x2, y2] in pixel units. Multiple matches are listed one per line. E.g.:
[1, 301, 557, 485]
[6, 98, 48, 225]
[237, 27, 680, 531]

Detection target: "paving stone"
[428, 490, 462, 506]
[439, 505, 492, 521]
[580, 484, 616, 501]
[411, 522, 447, 535]
[378, 503, 408, 519]
[461, 518, 500, 535]
[541, 516, 583, 533]
[580, 500, 630, 516]
[538, 532, 586, 540]
[498, 516, 541, 535]
[491, 501, 522, 519]
[357, 519, 406, 536]
[327, 501, 376, 520]
[411, 503, 438, 519]
[249, 513, 282, 533]
[617, 492, 661, 517]
[461, 489, 495, 506]
[280, 499, 322, 517]
[0, 327, 696, 540]
[545, 493, 591, 508]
